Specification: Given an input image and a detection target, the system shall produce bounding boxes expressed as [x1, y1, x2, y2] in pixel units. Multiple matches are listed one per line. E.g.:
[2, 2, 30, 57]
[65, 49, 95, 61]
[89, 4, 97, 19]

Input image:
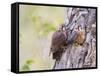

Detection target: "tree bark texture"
[53, 8, 96, 69]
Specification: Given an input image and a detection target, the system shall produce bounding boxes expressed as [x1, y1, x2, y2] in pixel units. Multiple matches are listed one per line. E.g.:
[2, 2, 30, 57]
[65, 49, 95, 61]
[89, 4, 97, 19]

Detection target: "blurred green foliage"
[28, 6, 65, 37]
[21, 60, 33, 71]
[19, 5, 65, 71]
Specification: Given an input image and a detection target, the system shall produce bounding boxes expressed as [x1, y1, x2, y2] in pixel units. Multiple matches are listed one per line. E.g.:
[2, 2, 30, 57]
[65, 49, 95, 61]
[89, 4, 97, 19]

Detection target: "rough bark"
[53, 8, 96, 69]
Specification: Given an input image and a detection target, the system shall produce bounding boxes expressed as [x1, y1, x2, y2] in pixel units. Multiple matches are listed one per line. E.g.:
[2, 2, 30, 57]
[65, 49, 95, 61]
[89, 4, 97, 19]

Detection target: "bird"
[50, 24, 68, 60]
[74, 26, 85, 45]
[65, 25, 85, 46]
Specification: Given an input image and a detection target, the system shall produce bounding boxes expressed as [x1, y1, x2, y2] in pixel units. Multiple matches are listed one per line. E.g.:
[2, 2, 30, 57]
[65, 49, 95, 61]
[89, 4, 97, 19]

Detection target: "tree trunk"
[53, 8, 96, 69]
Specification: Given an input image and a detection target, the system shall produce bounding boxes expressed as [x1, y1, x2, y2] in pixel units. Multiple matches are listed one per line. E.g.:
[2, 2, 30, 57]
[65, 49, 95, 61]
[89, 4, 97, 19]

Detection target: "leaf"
[22, 64, 30, 71]
[26, 60, 33, 65]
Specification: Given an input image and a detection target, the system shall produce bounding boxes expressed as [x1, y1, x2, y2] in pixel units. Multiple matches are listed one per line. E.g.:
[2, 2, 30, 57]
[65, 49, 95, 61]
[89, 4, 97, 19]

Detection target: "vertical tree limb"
[53, 8, 96, 69]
